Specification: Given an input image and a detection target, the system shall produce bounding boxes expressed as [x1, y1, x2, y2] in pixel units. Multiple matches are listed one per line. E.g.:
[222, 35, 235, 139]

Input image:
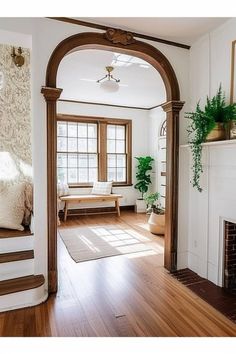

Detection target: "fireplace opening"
[224, 221, 236, 290]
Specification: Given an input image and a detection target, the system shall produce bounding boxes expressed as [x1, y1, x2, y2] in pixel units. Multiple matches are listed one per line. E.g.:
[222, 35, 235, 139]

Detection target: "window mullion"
[98, 122, 107, 181]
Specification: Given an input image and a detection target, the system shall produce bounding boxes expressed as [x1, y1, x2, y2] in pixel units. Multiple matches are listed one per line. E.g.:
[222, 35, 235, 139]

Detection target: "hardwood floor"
[0, 211, 236, 336]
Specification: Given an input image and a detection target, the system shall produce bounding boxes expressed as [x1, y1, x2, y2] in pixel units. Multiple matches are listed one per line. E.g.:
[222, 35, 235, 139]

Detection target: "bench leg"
[64, 201, 68, 222]
[115, 199, 120, 217]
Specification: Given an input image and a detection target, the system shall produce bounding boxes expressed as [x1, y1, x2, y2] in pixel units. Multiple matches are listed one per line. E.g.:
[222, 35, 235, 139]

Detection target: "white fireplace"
[178, 140, 236, 287]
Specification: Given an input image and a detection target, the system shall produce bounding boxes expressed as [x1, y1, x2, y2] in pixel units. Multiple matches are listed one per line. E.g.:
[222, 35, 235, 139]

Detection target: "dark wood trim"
[0, 275, 45, 296]
[98, 121, 107, 181]
[148, 103, 164, 110]
[41, 87, 63, 293]
[47, 17, 191, 50]
[57, 113, 132, 125]
[0, 250, 34, 264]
[58, 204, 135, 218]
[126, 120, 132, 186]
[0, 227, 33, 239]
[58, 98, 150, 111]
[68, 183, 133, 188]
[43, 31, 183, 293]
[162, 100, 185, 271]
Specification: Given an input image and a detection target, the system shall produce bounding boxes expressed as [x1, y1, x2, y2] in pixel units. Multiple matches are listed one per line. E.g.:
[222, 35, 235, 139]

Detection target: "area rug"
[59, 224, 153, 262]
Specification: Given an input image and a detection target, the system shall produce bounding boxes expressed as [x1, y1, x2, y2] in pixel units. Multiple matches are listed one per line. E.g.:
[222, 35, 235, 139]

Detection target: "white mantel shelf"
[180, 139, 236, 148]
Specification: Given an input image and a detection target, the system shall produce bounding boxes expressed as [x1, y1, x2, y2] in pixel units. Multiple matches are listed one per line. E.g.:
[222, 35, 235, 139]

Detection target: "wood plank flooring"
[0, 211, 236, 336]
[172, 268, 236, 323]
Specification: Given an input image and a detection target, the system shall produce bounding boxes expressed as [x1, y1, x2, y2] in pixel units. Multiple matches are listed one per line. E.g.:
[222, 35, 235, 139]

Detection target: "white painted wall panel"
[179, 141, 236, 286]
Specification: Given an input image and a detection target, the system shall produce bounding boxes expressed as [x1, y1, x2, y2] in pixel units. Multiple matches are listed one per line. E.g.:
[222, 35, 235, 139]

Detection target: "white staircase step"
[0, 259, 34, 281]
[0, 235, 34, 253]
[0, 275, 46, 312]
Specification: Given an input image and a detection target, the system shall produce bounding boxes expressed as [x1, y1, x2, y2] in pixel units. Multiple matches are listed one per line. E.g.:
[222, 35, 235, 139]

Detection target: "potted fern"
[134, 156, 154, 213]
[144, 192, 165, 235]
[186, 85, 236, 192]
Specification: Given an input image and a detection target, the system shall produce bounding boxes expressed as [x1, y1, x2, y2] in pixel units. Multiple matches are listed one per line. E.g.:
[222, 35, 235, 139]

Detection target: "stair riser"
[0, 259, 34, 281]
[0, 236, 34, 253]
[0, 285, 47, 312]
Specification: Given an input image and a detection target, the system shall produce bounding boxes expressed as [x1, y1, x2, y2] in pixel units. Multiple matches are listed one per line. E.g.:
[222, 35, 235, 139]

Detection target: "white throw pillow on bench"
[91, 182, 112, 195]
[57, 182, 70, 197]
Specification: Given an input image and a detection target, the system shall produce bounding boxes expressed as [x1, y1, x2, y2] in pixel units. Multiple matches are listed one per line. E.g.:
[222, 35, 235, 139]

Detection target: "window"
[107, 125, 126, 182]
[57, 115, 132, 187]
[57, 121, 98, 185]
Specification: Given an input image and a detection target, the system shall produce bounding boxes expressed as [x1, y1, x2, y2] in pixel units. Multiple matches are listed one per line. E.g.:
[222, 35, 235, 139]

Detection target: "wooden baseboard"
[59, 205, 135, 217]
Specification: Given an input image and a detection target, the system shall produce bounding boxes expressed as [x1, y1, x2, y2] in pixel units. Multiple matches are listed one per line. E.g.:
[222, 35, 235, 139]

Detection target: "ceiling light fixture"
[97, 66, 120, 93]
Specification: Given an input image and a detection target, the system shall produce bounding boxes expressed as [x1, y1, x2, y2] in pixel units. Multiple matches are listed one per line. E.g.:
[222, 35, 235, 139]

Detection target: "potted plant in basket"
[144, 192, 165, 235]
[186, 85, 236, 192]
[134, 156, 154, 213]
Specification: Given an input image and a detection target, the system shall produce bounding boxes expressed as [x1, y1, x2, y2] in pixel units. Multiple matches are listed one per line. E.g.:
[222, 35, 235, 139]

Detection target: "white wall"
[0, 28, 32, 48]
[148, 106, 166, 207]
[178, 18, 236, 283]
[144, 39, 190, 144]
[57, 100, 149, 207]
[189, 18, 236, 109]
[0, 17, 190, 291]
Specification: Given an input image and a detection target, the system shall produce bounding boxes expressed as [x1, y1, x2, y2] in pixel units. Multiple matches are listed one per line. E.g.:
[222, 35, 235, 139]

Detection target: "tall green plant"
[186, 85, 236, 192]
[134, 156, 154, 199]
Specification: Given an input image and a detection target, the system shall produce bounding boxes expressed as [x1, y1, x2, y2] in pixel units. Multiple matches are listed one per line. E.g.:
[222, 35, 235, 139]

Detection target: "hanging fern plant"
[186, 85, 236, 192]
[186, 102, 214, 192]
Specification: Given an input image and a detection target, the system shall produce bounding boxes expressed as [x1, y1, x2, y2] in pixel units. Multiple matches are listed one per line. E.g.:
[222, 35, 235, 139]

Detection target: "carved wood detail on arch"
[104, 28, 136, 45]
[46, 32, 180, 102]
[43, 31, 184, 293]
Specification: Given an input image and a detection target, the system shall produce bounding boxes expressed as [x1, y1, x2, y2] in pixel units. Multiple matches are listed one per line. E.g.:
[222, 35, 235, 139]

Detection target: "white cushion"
[57, 182, 70, 197]
[0, 183, 25, 231]
[91, 182, 112, 195]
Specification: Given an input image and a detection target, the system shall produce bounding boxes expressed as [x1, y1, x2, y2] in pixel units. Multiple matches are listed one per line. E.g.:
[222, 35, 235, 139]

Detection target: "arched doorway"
[42, 30, 184, 293]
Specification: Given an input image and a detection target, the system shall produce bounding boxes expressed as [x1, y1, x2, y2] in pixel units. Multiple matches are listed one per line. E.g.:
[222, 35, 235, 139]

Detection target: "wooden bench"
[60, 194, 123, 221]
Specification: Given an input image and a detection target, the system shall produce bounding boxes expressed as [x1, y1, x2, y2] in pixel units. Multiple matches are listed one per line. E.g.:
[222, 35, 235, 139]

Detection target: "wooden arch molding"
[42, 30, 184, 293]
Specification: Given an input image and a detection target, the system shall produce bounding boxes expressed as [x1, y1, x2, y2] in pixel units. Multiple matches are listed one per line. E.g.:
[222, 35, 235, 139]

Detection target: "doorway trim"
[42, 30, 184, 293]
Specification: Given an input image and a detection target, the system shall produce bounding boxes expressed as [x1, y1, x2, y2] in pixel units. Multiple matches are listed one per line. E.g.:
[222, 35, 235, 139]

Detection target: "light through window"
[57, 121, 98, 185]
[57, 115, 131, 187]
[107, 125, 126, 182]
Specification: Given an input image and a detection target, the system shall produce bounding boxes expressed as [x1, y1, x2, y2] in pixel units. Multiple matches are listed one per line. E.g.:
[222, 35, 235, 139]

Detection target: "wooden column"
[41, 86, 62, 293]
[161, 100, 184, 272]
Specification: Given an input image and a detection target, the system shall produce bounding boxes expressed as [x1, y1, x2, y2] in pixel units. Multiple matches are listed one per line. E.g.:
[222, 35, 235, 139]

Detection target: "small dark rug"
[171, 268, 236, 324]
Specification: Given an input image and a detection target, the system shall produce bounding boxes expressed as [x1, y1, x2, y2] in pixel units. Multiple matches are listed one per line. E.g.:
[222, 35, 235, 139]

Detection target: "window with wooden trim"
[107, 124, 126, 183]
[57, 115, 132, 187]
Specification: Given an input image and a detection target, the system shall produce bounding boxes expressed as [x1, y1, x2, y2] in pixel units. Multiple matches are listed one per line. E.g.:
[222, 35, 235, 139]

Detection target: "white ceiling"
[77, 17, 229, 45]
[57, 49, 166, 108]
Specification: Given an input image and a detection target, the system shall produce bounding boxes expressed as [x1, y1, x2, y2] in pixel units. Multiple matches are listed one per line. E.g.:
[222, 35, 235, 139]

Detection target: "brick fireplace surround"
[224, 221, 236, 289]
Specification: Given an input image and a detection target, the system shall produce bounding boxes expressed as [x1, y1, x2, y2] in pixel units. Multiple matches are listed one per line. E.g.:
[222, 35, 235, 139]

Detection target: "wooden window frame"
[57, 114, 132, 188]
